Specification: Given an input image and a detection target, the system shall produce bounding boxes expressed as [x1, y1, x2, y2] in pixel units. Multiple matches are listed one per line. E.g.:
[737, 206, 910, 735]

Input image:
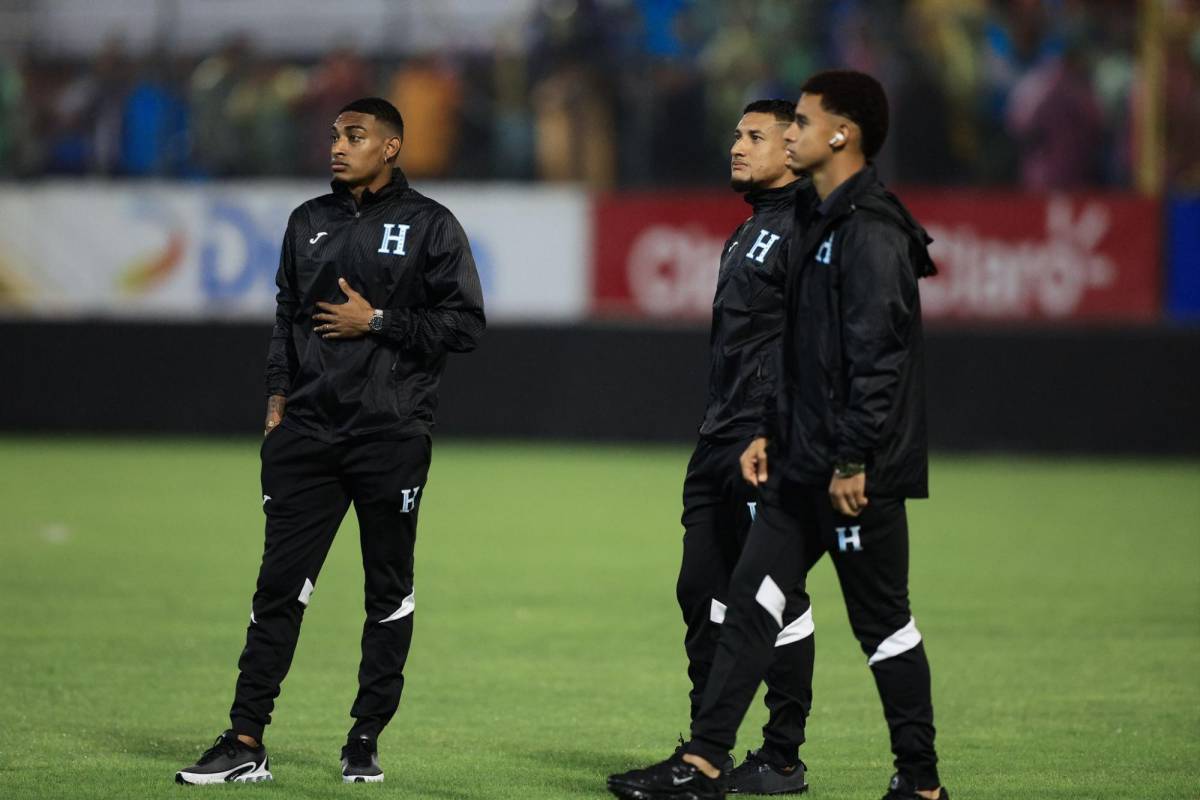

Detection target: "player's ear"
[828, 125, 850, 150]
[844, 122, 862, 152]
[385, 134, 402, 162]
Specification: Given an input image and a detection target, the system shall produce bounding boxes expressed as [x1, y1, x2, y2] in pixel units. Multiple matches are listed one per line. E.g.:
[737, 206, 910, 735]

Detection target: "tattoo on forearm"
[267, 395, 286, 420]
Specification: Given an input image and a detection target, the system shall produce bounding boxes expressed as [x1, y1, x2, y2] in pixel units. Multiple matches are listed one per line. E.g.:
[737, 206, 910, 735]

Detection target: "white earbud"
[829, 131, 846, 147]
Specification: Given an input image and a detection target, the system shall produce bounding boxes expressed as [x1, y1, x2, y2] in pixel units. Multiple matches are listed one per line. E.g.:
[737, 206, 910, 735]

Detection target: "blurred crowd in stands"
[0, 0, 1198, 190]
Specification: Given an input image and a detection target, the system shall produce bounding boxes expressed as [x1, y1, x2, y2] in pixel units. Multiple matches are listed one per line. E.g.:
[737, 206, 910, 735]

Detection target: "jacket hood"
[852, 171, 937, 278]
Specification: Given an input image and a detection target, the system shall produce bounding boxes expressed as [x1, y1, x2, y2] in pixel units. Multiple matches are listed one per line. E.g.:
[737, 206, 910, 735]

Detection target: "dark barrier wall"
[4, 322, 1199, 455]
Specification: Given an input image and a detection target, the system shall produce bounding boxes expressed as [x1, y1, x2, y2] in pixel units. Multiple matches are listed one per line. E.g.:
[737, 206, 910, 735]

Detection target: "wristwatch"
[368, 309, 384, 333]
[834, 461, 866, 479]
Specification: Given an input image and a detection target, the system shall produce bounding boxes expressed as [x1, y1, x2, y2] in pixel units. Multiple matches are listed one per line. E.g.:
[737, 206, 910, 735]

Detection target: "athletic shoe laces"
[671, 733, 687, 757]
[197, 734, 241, 765]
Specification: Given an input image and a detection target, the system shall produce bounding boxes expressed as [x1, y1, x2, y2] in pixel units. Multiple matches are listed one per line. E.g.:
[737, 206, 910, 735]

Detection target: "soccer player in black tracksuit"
[609, 72, 948, 800]
[614, 100, 816, 798]
[176, 97, 484, 786]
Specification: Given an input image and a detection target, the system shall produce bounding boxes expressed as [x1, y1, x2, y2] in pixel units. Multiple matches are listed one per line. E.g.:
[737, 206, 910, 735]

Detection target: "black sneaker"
[881, 773, 949, 800]
[607, 752, 725, 800]
[341, 736, 384, 784]
[727, 750, 807, 795]
[175, 730, 272, 785]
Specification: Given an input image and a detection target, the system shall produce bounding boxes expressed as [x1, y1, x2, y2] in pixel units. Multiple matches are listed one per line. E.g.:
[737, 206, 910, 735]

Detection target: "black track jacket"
[763, 165, 936, 498]
[697, 180, 813, 442]
[265, 169, 485, 443]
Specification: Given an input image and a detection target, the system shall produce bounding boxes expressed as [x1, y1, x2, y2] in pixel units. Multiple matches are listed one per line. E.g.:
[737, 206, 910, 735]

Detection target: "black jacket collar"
[332, 168, 410, 208]
[744, 180, 799, 214]
[814, 163, 875, 219]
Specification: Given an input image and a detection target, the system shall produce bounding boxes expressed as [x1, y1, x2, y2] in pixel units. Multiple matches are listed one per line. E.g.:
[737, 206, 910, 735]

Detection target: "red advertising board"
[591, 190, 1162, 323]
[906, 191, 1161, 322]
[592, 193, 746, 319]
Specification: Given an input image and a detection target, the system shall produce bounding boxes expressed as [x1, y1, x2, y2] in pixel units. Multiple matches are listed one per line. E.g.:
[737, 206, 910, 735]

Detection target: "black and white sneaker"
[726, 750, 807, 795]
[175, 730, 272, 785]
[881, 772, 949, 800]
[607, 752, 725, 800]
[341, 736, 384, 784]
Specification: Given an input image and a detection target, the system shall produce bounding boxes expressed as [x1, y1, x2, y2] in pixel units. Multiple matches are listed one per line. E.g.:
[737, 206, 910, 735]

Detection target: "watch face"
[369, 314, 383, 332]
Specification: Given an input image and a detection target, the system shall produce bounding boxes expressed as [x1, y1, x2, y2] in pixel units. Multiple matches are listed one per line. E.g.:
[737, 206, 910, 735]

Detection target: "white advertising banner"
[35, 0, 539, 57]
[0, 181, 588, 322]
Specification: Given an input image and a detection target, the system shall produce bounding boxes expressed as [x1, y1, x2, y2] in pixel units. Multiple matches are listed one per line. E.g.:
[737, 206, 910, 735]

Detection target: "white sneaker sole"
[176, 761, 273, 785]
[342, 773, 384, 784]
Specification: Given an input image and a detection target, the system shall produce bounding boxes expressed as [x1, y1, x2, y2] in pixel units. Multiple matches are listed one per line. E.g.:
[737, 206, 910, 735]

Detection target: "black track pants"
[229, 426, 431, 743]
[687, 483, 940, 790]
[677, 439, 814, 765]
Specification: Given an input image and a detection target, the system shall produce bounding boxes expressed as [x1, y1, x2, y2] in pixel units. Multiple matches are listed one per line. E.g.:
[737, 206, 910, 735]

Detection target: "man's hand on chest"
[314, 277, 379, 340]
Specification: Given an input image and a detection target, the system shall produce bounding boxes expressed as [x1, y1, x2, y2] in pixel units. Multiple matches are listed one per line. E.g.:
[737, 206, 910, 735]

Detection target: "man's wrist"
[834, 461, 866, 479]
[367, 308, 384, 334]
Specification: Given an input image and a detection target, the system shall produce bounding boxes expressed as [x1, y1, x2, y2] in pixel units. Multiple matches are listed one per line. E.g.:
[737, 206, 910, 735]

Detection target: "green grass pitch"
[1, 439, 1197, 799]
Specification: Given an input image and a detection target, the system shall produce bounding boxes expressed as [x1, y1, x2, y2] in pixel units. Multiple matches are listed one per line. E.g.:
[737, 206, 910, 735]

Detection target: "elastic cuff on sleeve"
[230, 716, 265, 744]
[835, 444, 867, 464]
[684, 737, 731, 769]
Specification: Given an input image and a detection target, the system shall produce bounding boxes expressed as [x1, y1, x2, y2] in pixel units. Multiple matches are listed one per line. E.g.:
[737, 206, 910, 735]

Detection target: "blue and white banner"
[0, 181, 588, 322]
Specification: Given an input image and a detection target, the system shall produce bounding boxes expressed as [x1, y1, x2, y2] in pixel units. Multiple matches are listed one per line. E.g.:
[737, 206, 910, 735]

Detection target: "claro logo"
[921, 197, 1117, 319]
[626, 224, 725, 316]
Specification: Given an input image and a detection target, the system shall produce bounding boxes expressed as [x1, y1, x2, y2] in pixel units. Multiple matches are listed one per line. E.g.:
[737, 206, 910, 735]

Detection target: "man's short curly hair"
[800, 70, 889, 159]
[339, 97, 405, 141]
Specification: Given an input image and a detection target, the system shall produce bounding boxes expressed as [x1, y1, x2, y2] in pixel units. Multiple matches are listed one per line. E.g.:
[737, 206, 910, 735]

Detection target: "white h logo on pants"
[836, 525, 862, 552]
[400, 486, 422, 513]
[378, 223, 411, 255]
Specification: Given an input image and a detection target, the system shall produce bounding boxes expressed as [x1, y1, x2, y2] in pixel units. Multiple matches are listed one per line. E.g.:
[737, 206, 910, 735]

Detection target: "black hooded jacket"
[698, 180, 812, 442]
[265, 169, 485, 443]
[763, 165, 936, 497]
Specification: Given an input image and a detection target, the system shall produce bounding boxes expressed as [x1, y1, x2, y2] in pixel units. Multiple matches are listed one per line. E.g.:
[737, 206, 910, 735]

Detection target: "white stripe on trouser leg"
[297, 578, 315, 607]
[755, 575, 786, 628]
[775, 606, 814, 647]
[710, 599, 727, 624]
[380, 591, 415, 623]
[867, 617, 922, 666]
